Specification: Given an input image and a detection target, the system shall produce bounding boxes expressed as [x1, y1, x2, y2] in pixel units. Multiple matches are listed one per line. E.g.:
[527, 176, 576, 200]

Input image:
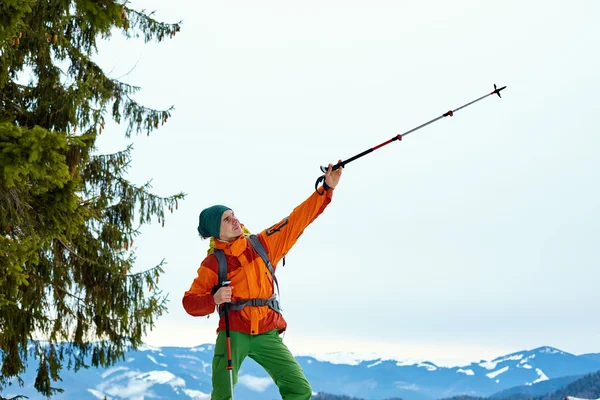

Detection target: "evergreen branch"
[114, 54, 143, 80]
[55, 238, 95, 266]
[125, 260, 164, 278]
[90, 143, 134, 163]
[51, 282, 86, 305]
[0, 186, 30, 227]
[0, 82, 31, 120]
[111, 80, 173, 137]
[122, 7, 182, 43]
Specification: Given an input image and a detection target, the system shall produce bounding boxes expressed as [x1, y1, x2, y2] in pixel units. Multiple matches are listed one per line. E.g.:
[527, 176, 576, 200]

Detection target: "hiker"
[182, 162, 343, 400]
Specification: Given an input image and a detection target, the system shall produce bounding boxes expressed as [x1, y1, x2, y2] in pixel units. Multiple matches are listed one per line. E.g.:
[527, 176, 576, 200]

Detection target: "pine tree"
[0, 1, 183, 398]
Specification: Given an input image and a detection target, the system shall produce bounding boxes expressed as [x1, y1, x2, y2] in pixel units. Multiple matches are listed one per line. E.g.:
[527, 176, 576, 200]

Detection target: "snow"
[299, 350, 431, 368]
[486, 366, 509, 379]
[190, 345, 213, 353]
[296, 352, 438, 371]
[101, 366, 129, 378]
[367, 360, 383, 368]
[95, 369, 186, 399]
[395, 382, 420, 391]
[566, 397, 600, 400]
[307, 351, 381, 366]
[457, 369, 475, 376]
[520, 355, 536, 365]
[174, 355, 203, 362]
[147, 354, 168, 367]
[399, 359, 437, 371]
[183, 388, 211, 399]
[418, 362, 437, 372]
[238, 375, 274, 392]
[139, 370, 185, 387]
[200, 360, 211, 374]
[88, 388, 111, 399]
[526, 368, 549, 385]
[479, 354, 523, 370]
[138, 343, 161, 352]
[539, 347, 563, 355]
[98, 373, 157, 399]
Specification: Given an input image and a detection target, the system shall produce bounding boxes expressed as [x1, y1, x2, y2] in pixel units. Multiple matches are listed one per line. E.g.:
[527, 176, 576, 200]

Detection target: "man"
[182, 162, 342, 400]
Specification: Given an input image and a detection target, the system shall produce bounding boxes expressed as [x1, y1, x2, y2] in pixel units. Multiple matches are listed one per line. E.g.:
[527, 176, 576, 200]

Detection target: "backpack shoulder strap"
[213, 249, 227, 286]
[248, 235, 274, 276]
[247, 234, 279, 292]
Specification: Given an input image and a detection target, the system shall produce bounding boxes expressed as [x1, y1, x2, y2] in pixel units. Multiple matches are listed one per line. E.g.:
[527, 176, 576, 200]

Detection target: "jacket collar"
[214, 234, 247, 257]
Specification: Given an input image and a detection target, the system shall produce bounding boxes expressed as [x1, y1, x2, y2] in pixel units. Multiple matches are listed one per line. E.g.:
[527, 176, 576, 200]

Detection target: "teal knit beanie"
[198, 205, 231, 239]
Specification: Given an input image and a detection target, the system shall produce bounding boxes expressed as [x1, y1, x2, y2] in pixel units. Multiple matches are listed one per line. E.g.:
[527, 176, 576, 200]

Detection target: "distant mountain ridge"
[2, 345, 599, 400]
[442, 369, 600, 400]
[275, 370, 600, 400]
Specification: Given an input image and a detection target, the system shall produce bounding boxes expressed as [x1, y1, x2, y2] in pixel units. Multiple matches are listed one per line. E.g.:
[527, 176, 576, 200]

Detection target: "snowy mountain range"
[3, 345, 600, 400]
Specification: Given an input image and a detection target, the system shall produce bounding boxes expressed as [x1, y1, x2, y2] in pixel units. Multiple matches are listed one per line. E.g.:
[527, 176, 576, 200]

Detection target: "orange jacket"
[182, 187, 334, 335]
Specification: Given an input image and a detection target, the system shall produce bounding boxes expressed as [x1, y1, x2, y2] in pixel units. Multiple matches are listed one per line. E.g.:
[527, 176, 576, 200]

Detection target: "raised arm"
[259, 161, 342, 268]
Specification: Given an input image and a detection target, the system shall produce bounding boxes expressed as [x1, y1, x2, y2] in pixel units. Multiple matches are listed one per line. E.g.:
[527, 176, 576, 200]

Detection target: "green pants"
[211, 329, 312, 400]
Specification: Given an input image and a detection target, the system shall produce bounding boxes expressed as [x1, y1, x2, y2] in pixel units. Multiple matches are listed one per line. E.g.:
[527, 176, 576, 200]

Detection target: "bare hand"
[214, 286, 233, 305]
[325, 159, 343, 189]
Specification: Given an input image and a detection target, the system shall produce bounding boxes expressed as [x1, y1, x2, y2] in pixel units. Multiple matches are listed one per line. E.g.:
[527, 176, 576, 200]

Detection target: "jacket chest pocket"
[228, 267, 250, 298]
[264, 270, 274, 287]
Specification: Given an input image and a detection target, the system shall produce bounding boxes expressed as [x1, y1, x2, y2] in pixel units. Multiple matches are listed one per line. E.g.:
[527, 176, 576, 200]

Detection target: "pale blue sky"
[93, 0, 599, 366]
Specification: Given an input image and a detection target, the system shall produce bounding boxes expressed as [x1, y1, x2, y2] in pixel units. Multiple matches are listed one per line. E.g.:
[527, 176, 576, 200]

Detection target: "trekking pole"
[315, 83, 507, 192]
[222, 280, 235, 399]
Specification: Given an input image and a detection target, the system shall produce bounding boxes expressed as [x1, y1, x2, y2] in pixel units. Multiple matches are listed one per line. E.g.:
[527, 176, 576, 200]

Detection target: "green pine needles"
[0, 1, 183, 398]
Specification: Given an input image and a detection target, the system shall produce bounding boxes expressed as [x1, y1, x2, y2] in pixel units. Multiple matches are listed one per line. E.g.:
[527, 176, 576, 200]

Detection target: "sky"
[92, 0, 600, 367]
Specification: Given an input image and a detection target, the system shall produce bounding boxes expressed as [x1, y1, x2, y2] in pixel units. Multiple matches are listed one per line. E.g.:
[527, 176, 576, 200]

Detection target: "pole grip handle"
[315, 161, 344, 193]
[211, 280, 231, 295]
[319, 161, 344, 173]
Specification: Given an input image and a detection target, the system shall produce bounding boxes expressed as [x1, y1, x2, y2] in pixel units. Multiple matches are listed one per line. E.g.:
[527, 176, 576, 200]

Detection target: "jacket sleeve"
[182, 264, 218, 317]
[259, 187, 333, 269]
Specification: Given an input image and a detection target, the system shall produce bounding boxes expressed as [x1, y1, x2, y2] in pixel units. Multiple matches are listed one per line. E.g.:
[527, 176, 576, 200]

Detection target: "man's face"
[219, 210, 243, 241]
